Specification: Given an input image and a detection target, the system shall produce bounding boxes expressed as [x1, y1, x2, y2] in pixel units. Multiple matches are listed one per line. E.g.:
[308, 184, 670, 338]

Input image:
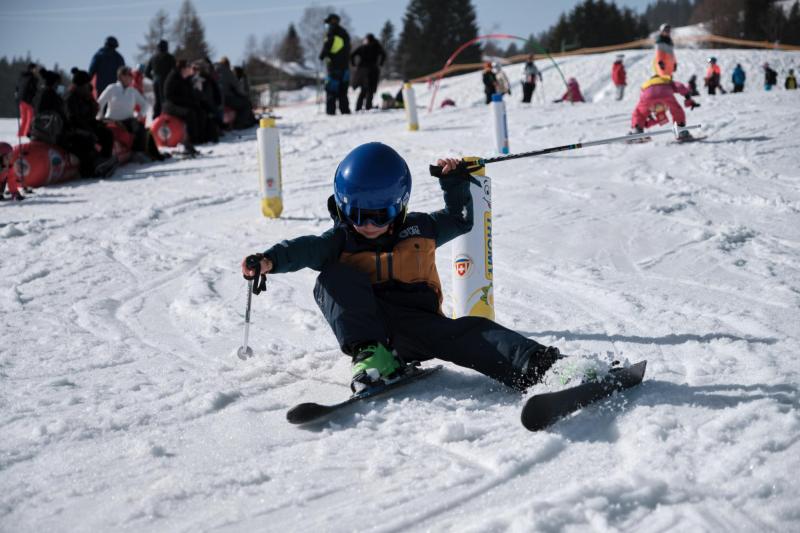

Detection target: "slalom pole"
[429, 125, 701, 176]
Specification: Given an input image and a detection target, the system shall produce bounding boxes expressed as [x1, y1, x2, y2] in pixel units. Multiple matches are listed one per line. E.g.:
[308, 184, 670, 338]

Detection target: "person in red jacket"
[612, 54, 627, 100]
[553, 77, 585, 103]
[630, 75, 700, 140]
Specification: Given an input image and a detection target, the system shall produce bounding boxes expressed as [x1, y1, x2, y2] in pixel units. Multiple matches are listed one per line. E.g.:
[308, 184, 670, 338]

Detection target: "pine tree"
[396, 0, 480, 79]
[137, 9, 170, 63]
[173, 0, 212, 61]
[278, 24, 305, 64]
[379, 20, 396, 78]
[784, 2, 800, 45]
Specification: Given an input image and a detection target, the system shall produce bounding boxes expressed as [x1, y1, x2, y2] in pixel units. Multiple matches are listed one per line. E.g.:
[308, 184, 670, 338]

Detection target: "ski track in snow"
[2, 48, 800, 532]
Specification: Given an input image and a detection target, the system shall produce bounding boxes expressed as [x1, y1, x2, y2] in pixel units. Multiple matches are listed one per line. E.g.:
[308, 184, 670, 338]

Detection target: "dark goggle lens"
[347, 206, 397, 227]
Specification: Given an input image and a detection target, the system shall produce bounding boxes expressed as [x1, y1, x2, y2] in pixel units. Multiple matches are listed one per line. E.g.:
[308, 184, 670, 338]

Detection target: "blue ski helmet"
[334, 143, 411, 227]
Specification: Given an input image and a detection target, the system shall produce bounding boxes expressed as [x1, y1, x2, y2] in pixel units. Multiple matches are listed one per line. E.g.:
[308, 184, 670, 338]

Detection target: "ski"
[521, 360, 646, 431]
[673, 135, 708, 144]
[286, 364, 443, 425]
[625, 136, 652, 144]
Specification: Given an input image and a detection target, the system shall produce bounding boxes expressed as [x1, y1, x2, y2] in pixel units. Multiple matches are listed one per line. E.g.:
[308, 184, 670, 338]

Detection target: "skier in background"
[553, 77, 585, 103]
[611, 54, 626, 100]
[786, 69, 798, 90]
[629, 74, 700, 141]
[704, 57, 725, 95]
[732, 63, 746, 93]
[89, 36, 125, 96]
[521, 55, 542, 103]
[653, 23, 676, 78]
[319, 13, 351, 115]
[763, 63, 778, 90]
[482, 62, 497, 104]
[240, 143, 561, 393]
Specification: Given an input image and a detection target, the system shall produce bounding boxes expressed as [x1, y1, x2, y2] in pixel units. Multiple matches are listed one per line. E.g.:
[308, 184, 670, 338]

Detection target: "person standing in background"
[521, 55, 542, 103]
[16, 63, 39, 137]
[319, 13, 351, 115]
[145, 40, 176, 119]
[732, 63, 746, 93]
[89, 36, 125, 96]
[350, 34, 386, 111]
[612, 54, 627, 100]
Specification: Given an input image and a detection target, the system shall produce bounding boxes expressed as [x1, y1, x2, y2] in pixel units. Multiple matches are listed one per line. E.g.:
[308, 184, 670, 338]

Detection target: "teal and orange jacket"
[263, 175, 474, 304]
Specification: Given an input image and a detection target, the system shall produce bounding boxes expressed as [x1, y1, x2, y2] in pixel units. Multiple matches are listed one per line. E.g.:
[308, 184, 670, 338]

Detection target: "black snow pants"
[314, 263, 551, 391]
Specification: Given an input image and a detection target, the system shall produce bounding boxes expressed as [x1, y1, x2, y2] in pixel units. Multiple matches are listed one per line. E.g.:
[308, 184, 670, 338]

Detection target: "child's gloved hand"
[684, 98, 700, 110]
[437, 158, 462, 174]
[241, 253, 272, 280]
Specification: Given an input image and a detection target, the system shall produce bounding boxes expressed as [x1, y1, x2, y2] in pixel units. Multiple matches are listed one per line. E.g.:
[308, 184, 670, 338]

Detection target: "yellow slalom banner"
[451, 158, 494, 319]
[256, 117, 283, 218]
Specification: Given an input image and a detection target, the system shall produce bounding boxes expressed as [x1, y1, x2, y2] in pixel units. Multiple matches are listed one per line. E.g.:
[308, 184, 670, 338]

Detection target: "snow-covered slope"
[2, 48, 800, 532]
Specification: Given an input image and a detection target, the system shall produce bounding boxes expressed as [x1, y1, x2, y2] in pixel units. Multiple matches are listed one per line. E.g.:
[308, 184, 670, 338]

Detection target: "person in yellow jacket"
[319, 13, 352, 115]
[786, 69, 798, 90]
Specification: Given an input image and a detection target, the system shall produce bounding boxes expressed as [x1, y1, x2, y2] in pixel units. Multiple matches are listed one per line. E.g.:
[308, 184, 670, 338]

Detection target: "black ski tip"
[521, 360, 647, 432]
[286, 402, 330, 425]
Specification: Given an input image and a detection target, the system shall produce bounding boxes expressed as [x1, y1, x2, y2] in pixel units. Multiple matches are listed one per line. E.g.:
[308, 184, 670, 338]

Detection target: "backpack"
[30, 112, 64, 145]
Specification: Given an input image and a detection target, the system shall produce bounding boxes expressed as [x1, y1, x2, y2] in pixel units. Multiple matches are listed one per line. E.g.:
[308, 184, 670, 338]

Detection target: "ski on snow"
[286, 364, 443, 425]
[521, 360, 647, 431]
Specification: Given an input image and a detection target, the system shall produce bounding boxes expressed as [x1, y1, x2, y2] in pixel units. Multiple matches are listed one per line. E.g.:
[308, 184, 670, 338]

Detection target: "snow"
[2, 48, 800, 532]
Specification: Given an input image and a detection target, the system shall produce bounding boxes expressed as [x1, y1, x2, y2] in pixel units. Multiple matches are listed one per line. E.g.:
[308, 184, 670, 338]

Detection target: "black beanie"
[71, 67, 91, 86]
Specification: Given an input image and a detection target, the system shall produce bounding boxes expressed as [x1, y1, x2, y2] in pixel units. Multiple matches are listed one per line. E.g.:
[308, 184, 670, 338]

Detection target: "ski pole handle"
[429, 160, 484, 179]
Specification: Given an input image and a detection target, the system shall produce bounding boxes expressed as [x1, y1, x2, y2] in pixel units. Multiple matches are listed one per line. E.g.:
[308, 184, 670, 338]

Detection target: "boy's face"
[352, 222, 390, 239]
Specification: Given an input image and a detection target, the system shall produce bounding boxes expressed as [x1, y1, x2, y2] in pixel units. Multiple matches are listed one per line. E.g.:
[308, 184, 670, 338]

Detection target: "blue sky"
[0, 0, 654, 70]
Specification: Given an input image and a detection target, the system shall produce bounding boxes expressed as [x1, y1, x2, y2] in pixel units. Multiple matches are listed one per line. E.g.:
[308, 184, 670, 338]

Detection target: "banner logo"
[454, 254, 473, 278]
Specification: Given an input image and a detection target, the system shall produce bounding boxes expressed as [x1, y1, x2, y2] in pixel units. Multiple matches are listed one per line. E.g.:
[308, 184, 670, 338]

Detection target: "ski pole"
[429, 124, 701, 176]
[237, 279, 255, 360]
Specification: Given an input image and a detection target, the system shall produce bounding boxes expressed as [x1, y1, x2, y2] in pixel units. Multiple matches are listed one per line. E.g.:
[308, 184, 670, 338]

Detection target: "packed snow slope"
[2, 49, 800, 532]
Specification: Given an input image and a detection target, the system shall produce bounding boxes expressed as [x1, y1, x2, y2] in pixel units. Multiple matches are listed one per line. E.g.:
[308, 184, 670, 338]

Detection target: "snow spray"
[452, 158, 494, 320]
[402, 82, 419, 131]
[491, 93, 509, 154]
[256, 117, 283, 218]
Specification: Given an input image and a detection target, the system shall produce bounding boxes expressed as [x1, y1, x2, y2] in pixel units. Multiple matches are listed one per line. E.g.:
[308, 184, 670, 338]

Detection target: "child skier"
[241, 143, 561, 393]
[630, 74, 699, 140]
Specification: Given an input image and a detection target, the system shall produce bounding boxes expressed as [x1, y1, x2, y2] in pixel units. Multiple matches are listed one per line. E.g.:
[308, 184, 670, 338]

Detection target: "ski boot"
[518, 346, 562, 390]
[350, 342, 402, 393]
[674, 122, 692, 142]
[626, 126, 650, 144]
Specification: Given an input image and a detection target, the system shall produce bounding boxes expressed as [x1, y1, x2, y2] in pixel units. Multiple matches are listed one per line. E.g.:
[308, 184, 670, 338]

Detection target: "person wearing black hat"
[89, 36, 126, 96]
[163, 59, 202, 155]
[350, 34, 386, 111]
[64, 67, 117, 177]
[319, 13, 351, 115]
[31, 69, 67, 146]
[145, 40, 176, 118]
[16, 63, 39, 137]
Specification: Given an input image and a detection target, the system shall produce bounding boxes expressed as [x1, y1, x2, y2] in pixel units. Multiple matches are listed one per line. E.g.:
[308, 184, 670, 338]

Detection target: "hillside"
[2, 47, 800, 532]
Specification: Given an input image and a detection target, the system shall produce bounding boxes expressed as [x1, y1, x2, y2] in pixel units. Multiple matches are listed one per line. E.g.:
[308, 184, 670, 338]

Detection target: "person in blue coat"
[732, 63, 746, 93]
[89, 36, 125, 96]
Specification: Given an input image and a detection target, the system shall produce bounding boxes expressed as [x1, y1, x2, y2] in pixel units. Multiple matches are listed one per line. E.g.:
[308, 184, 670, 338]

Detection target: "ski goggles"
[342, 205, 400, 227]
